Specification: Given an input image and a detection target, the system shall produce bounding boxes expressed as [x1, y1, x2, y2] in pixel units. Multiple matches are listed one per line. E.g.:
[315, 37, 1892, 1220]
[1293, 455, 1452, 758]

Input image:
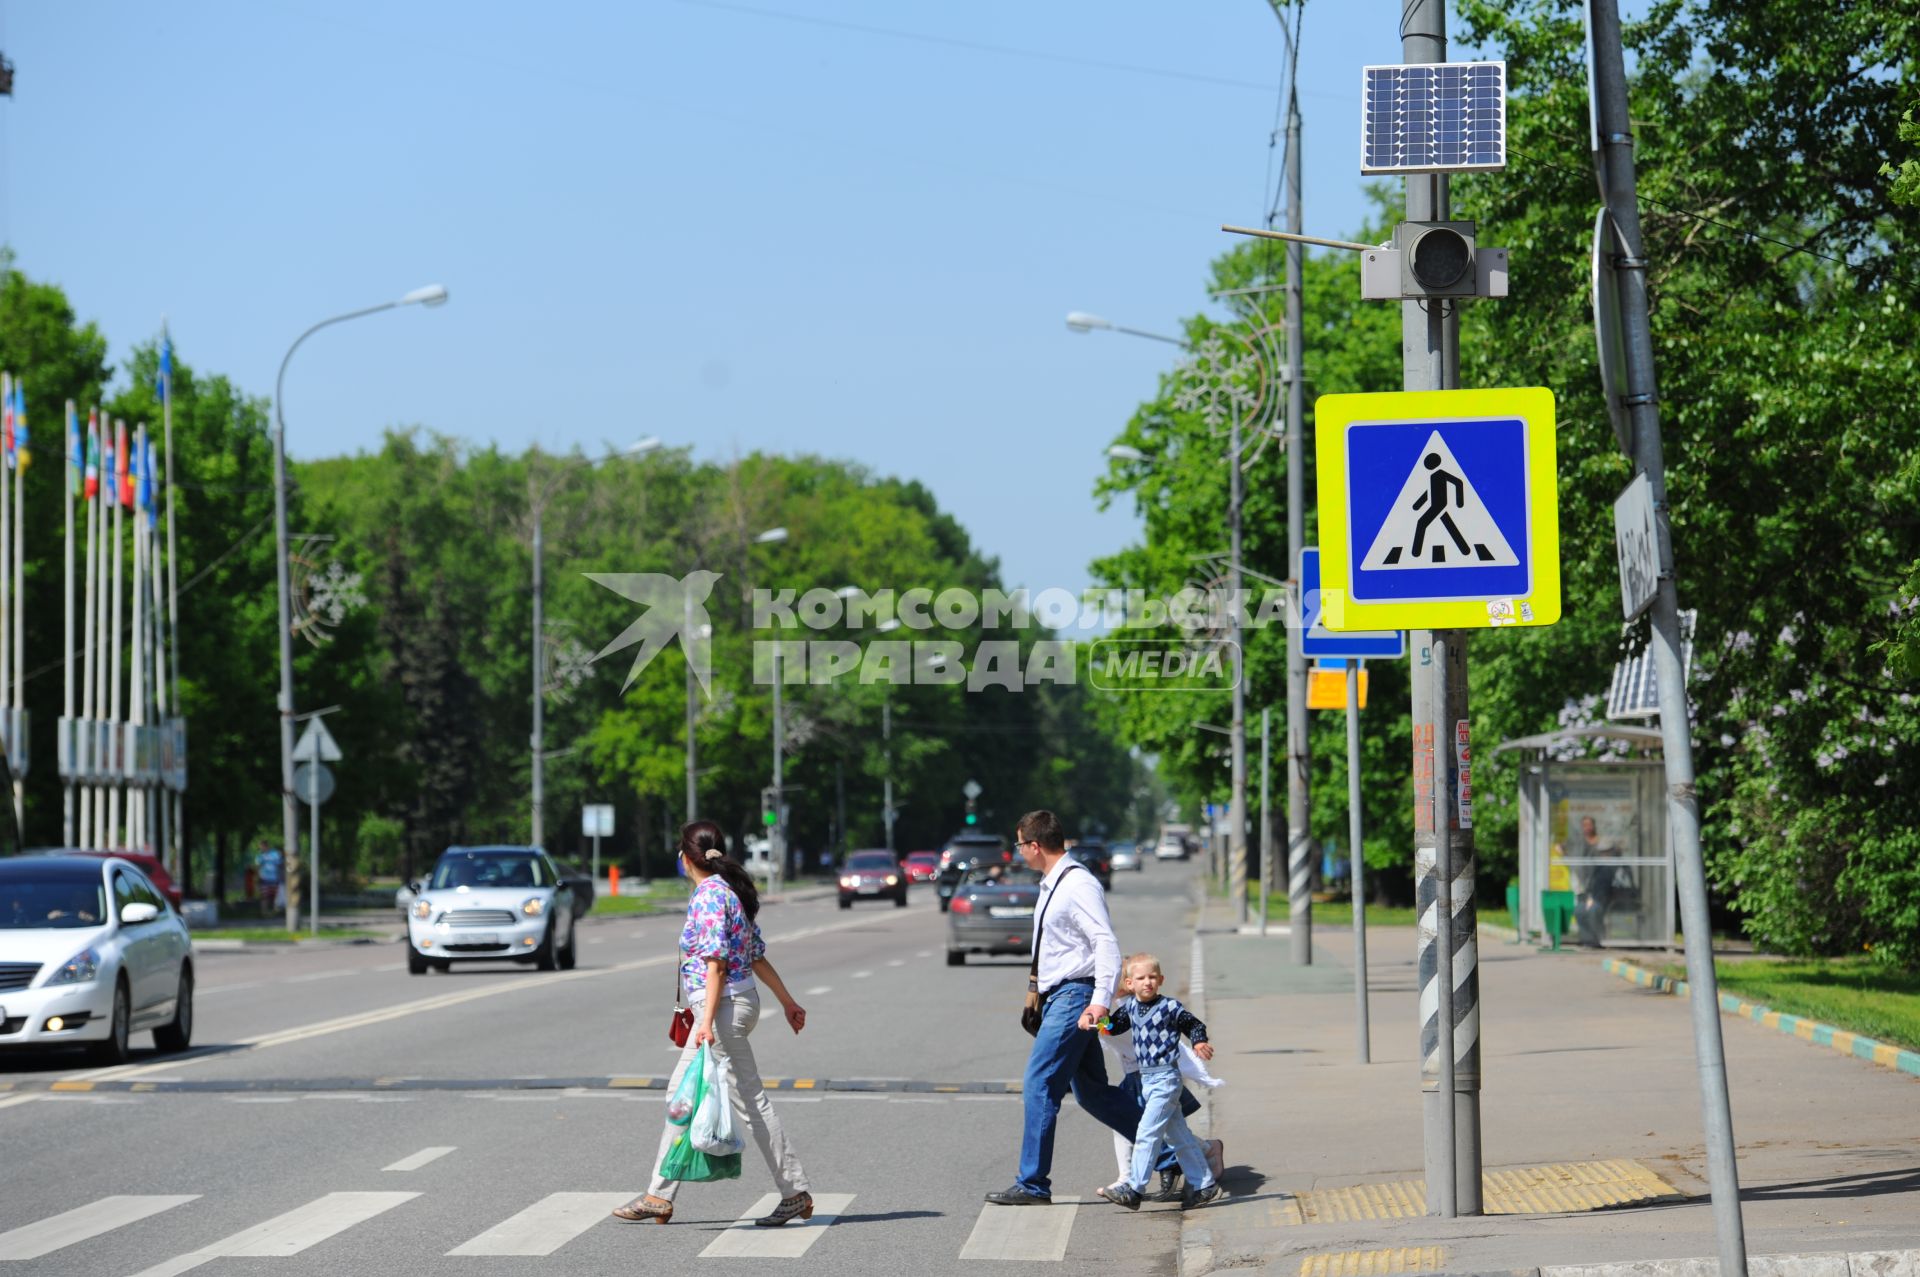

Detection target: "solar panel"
[1361, 61, 1507, 175]
[1606, 610, 1695, 721]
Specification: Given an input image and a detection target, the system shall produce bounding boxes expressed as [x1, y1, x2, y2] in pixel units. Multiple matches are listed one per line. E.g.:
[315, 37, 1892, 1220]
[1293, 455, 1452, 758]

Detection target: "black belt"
[1042, 976, 1095, 998]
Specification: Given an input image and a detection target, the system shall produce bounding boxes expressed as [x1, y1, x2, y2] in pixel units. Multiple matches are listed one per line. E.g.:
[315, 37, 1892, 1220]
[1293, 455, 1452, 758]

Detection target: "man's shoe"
[1182, 1182, 1222, 1210]
[1097, 1182, 1143, 1211]
[985, 1187, 1053, 1206]
[1205, 1139, 1226, 1182]
[1148, 1168, 1184, 1202]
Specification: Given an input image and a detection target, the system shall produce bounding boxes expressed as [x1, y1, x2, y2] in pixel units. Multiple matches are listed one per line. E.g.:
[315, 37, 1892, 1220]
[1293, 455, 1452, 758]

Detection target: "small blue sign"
[1301, 548, 1405, 659]
[1345, 416, 1532, 604]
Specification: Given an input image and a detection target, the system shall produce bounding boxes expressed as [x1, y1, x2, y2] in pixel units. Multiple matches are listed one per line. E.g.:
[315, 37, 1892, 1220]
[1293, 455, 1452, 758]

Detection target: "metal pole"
[1588, 1, 1747, 1268]
[308, 787, 320, 937]
[1228, 409, 1249, 927]
[1259, 707, 1271, 935]
[1284, 84, 1314, 967]
[1402, 0, 1480, 1215]
[592, 831, 601, 884]
[163, 352, 183, 882]
[63, 401, 76, 847]
[771, 644, 785, 880]
[882, 694, 895, 851]
[684, 591, 698, 822]
[531, 511, 544, 847]
[1349, 661, 1370, 1063]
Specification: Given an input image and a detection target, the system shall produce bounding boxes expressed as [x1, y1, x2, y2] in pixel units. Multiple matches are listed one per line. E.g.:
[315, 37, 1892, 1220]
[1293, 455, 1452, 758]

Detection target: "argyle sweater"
[1105, 994, 1208, 1070]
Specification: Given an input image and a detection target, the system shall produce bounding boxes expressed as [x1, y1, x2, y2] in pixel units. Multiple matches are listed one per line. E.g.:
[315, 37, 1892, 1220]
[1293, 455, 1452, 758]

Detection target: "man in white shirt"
[986, 810, 1140, 1206]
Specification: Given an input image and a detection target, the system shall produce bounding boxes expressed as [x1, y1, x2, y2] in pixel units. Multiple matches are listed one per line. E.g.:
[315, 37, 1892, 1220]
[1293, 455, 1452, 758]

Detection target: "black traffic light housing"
[1397, 220, 1480, 298]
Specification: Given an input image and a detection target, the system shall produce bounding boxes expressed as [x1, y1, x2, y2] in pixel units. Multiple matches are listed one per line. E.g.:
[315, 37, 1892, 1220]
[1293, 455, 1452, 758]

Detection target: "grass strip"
[1659, 956, 1920, 1054]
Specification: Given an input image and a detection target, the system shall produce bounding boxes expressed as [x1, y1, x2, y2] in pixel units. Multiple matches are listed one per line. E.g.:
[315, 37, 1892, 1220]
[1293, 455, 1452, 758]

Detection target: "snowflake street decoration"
[544, 632, 597, 704]
[291, 537, 367, 647]
[309, 561, 366, 626]
[1172, 333, 1264, 434]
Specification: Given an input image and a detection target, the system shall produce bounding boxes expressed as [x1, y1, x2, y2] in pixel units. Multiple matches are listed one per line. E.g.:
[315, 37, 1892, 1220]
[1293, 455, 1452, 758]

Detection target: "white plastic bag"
[1179, 1040, 1225, 1089]
[689, 1046, 744, 1155]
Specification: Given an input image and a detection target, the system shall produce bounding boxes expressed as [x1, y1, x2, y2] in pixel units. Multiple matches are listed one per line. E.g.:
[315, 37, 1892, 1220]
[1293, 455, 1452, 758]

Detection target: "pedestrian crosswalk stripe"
[382, 1146, 456, 1172]
[0, 1195, 198, 1261]
[447, 1192, 633, 1256]
[699, 1193, 854, 1259]
[125, 1192, 419, 1277]
[958, 1196, 1082, 1262]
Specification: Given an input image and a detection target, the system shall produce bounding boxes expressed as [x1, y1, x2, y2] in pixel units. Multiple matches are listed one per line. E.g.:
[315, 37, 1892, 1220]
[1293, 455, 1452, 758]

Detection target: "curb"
[1536, 1248, 1920, 1276]
[191, 935, 386, 951]
[1600, 958, 1920, 1080]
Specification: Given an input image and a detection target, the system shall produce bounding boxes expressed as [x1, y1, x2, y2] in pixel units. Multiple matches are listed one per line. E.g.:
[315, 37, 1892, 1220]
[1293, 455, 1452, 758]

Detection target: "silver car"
[406, 846, 579, 974]
[0, 855, 194, 1063]
[1109, 841, 1144, 872]
[945, 864, 1043, 965]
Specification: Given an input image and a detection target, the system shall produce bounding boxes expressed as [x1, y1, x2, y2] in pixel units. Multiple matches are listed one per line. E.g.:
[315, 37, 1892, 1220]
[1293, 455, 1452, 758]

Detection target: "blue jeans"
[1126, 1064, 1213, 1193]
[1118, 1071, 1202, 1173]
[1017, 981, 1141, 1196]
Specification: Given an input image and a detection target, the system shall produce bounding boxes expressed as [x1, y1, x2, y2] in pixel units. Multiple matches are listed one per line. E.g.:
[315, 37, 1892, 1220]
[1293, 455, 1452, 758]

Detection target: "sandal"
[611, 1195, 673, 1224]
[755, 1192, 814, 1227]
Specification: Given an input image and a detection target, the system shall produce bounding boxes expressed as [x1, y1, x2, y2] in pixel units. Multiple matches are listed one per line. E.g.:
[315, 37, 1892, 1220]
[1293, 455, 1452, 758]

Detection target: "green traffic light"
[965, 813, 977, 825]
[763, 811, 778, 826]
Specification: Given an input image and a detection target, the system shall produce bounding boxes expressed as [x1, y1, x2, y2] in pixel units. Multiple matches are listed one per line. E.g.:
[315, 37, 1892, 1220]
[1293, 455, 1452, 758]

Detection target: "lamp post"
[274, 284, 447, 933]
[530, 437, 661, 847]
[877, 616, 900, 849]
[754, 527, 792, 876]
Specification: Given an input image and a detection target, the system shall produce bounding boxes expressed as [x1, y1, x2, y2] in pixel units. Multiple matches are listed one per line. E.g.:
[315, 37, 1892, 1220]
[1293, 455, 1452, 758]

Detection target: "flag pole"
[13, 380, 25, 836]
[161, 331, 184, 881]
[131, 425, 146, 852]
[108, 420, 125, 849]
[1, 373, 12, 823]
[80, 411, 98, 848]
[63, 401, 77, 847]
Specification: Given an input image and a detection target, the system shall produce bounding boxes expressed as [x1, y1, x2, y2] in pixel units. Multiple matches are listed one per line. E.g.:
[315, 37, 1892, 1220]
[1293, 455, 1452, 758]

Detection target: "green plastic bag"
[665, 1047, 707, 1128]
[659, 1131, 743, 1182]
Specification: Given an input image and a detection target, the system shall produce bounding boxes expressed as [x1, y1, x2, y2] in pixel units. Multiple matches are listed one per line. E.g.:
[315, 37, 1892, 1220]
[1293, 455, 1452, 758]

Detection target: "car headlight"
[47, 947, 101, 986]
[412, 899, 433, 919]
[522, 896, 546, 917]
[886, 875, 899, 886]
[839, 877, 855, 888]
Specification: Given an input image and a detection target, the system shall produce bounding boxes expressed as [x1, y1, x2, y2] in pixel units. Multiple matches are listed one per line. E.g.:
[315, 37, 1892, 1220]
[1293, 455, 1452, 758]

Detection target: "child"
[1096, 953, 1221, 1210]
[1099, 957, 1224, 1201]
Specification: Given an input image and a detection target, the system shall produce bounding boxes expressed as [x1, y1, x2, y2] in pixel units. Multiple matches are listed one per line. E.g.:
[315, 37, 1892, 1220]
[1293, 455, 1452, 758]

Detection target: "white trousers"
[648, 988, 808, 1201]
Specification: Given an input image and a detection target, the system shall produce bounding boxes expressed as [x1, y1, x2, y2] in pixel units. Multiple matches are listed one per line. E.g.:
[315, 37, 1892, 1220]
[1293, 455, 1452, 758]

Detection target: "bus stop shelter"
[1495, 725, 1673, 948]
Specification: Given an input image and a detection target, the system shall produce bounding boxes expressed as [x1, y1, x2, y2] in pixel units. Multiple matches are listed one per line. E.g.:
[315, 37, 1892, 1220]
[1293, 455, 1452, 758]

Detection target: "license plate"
[467, 932, 498, 945]
[857, 885, 882, 894]
[989, 906, 1034, 918]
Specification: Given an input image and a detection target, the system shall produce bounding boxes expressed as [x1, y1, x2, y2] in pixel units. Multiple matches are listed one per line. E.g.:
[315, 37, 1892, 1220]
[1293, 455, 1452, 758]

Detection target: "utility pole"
[1401, 0, 1482, 1217]
[531, 514, 545, 847]
[1228, 400, 1248, 924]
[1588, 1, 1747, 1268]
[771, 644, 786, 879]
[881, 693, 895, 851]
[1283, 74, 1313, 965]
[684, 590, 698, 823]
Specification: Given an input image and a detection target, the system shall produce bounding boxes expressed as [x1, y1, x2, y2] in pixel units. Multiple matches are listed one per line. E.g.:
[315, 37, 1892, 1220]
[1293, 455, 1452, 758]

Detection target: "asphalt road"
[1, 860, 1203, 1276]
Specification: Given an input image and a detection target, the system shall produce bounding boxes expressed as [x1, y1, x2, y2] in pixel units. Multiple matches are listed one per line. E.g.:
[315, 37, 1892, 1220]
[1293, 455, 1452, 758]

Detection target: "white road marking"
[699, 1192, 854, 1258]
[0, 1094, 39, 1111]
[916, 950, 933, 958]
[852, 970, 872, 979]
[195, 981, 265, 997]
[0, 1195, 198, 1261]
[887, 959, 905, 967]
[285, 969, 356, 984]
[804, 985, 832, 996]
[959, 1196, 1082, 1261]
[125, 1192, 419, 1277]
[382, 1146, 456, 1172]
[448, 1192, 633, 1256]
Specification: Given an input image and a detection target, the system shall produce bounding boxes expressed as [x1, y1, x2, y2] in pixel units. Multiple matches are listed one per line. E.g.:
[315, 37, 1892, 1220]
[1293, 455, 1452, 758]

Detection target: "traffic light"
[965, 796, 978, 826]
[761, 786, 779, 828]
[1399, 221, 1479, 298]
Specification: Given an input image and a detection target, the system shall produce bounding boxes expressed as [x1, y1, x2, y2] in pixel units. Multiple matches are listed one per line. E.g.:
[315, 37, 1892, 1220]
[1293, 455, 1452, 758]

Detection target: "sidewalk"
[1184, 897, 1920, 1275]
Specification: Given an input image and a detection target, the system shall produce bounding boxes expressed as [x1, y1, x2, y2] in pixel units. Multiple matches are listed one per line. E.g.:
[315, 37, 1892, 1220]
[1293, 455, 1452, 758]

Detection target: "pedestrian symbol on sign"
[1362, 431, 1518, 570]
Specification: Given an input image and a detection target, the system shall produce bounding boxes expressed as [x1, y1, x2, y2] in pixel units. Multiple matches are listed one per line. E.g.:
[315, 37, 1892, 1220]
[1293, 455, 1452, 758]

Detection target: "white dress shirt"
[1032, 856, 1120, 1002]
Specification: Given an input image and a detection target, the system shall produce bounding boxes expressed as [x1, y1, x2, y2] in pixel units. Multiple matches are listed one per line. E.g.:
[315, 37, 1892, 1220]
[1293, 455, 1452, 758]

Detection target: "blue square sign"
[1300, 548, 1405, 659]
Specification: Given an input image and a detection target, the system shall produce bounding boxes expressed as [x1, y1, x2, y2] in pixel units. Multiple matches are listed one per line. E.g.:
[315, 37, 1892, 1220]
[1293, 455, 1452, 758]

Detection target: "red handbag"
[668, 965, 693, 1046]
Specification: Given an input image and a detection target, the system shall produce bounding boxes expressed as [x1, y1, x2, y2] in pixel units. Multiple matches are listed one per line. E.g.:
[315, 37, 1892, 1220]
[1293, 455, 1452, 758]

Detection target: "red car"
[54, 849, 185, 910]
[902, 851, 940, 884]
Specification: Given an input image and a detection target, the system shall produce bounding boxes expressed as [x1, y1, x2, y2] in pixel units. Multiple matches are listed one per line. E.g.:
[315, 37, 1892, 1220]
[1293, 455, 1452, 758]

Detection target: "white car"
[405, 846, 580, 975]
[0, 855, 195, 1063]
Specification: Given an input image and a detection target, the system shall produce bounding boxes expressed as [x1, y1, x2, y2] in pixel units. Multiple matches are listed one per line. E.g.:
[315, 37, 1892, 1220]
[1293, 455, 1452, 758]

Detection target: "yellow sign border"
[1315, 388, 1560, 631]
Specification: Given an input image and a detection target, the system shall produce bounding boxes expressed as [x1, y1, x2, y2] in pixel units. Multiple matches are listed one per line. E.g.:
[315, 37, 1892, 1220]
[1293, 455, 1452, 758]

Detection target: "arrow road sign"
[292, 761, 335, 805]
[1301, 548, 1405, 659]
[292, 717, 343, 764]
[1315, 387, 1560, 631]
[962, 779, 982, 800]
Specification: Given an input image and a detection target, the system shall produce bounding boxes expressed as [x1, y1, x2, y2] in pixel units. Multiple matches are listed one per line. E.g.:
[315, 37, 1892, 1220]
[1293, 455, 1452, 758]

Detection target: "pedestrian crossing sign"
[1315, 387, 1559, 630]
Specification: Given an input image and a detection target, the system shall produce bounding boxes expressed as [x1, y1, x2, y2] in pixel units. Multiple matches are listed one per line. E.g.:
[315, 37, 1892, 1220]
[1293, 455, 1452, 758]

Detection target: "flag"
[139, 435, 155, 525]
[116, 419, 132, 507]
[156, 330, 173, 400]
[85, 411, 100, 499]
[2, 381, 12, 471]
[102, 416, 116, 497]
[68, 403, 82, 496]
[12, 384, 26, 472]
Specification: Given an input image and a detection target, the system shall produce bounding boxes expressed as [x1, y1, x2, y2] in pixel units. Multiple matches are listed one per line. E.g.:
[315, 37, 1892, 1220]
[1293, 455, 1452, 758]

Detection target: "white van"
[1155, 824, 1193, 861]
[741, 837, 782, 885]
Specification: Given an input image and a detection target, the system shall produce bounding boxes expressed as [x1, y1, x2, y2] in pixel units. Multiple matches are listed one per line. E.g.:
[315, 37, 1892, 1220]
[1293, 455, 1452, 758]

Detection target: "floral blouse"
[679, 877, 766, 995]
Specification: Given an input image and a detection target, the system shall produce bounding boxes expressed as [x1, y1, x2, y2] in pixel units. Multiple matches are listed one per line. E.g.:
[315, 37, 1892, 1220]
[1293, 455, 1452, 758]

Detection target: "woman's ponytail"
[678, 820, 762, 920]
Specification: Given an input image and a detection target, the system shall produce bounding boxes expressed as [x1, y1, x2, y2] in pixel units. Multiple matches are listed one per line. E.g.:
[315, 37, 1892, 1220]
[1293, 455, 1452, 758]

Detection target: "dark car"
[936, 833, 1011, 912]
[48, 849, 185, 910]
[838, 850, 908, 909]
[945, 863, 1043, 965]
[550, 859, 598, 919]
[1068, 840, 1113, 891]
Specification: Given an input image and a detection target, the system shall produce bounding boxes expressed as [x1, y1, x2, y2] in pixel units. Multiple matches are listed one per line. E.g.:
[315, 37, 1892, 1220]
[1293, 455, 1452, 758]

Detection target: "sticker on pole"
[1315, 388, 1559, 630]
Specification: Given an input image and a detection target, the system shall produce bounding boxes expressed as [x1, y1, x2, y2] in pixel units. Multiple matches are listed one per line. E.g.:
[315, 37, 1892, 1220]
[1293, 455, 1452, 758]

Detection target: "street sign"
[962, 779, 982, 800]
[1315, 387, 1560, 631]
[1591, 207, 1633, 455]
[1308, 665, 1369, 710]
[1300, 548, 1405, 659]
[292, 761, 335, 805]
[291, 717, 342, 764]
[582, 803, 615, 838]
[1613, 470, 1660, 621]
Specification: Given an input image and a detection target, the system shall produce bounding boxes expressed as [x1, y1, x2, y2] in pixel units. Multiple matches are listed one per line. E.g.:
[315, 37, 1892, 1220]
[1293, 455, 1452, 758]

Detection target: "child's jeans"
[1114, 1069, 1203, 1177]
[1125, 1063, 1215, 1193]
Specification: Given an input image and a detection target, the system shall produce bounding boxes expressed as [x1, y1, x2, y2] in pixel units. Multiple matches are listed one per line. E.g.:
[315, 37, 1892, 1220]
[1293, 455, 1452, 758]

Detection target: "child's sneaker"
[1182, 1181, 1222, 1210]
[1097, 1182, 1143, 1211]
[1148, 1168, 1183, 1202]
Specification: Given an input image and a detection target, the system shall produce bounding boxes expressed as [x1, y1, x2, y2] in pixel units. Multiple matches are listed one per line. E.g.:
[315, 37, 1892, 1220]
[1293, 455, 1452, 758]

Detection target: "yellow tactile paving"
[1299, 1246, 1446, 1276]
[1286, 1159, 1681, 1223]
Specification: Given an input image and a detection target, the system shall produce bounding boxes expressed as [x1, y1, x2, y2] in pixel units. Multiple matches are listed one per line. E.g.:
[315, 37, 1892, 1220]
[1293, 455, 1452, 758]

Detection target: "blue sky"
[5, 1, 1467, 595]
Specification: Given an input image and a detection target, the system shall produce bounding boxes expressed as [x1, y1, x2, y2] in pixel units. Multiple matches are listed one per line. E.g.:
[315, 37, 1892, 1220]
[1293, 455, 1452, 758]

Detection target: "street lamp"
[1107, 444, 1149, 463]
[1065, 312, 1189, 348]
[273, 284, 448, 932]
[531, 436, 662, 847]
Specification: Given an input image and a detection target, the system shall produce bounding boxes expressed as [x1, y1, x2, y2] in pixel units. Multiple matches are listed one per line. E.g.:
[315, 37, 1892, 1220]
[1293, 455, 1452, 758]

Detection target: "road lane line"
[887, 959, 905, 967]
[125, 1192, 419, 1277]
[0, 1196, 199, 1261]
[382, 1146, 456, 1172]
[958, 1196, 1081, 1261]
[852, 970, 872, 979]
[66, 912, 886, 1084]
[699, 1193, 854, 1258]
[447, 1192, 633, 1256]
[804, 986, 832, 996]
